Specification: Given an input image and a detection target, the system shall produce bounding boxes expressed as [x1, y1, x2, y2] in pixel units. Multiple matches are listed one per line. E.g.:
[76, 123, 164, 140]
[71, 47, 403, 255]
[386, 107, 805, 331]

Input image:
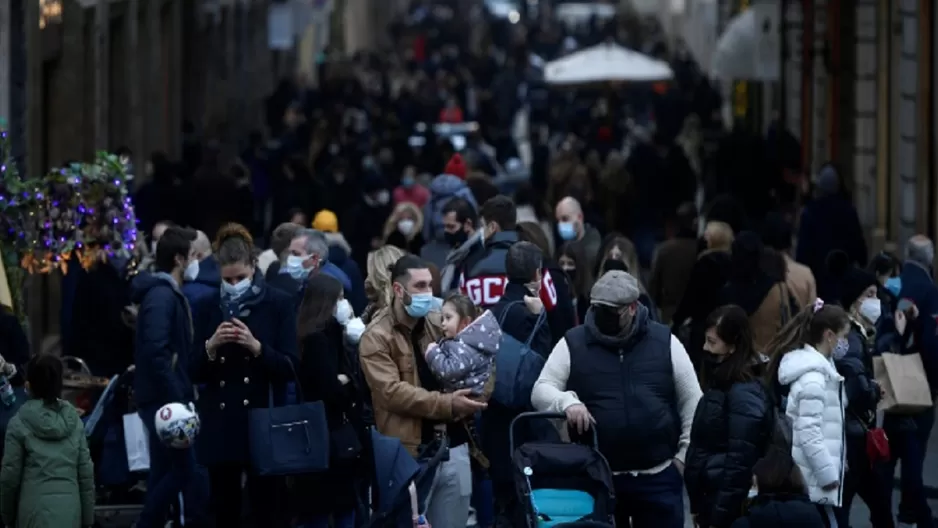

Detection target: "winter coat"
[0, 400, 95, 528]
[730, 492, 826, 528]
[684, 380, 772, 527]
[426, 310, 501, 395]
[777, 345, 846, 506]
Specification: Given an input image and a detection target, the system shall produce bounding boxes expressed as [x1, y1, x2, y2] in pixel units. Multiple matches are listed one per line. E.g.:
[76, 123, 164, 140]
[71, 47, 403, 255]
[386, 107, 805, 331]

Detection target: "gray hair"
[905, 235, 935, 268]
[295, 229, 330, 259]
[192, 230, 212, 256]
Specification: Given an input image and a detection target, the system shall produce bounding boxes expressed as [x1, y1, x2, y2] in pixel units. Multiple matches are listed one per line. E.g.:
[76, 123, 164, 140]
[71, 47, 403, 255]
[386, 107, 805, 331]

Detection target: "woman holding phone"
[191, 223, 298, 528]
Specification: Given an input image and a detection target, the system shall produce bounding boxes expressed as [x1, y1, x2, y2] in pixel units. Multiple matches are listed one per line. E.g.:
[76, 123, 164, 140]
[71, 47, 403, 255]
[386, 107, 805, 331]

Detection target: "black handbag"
[248, 362, 330, 476]
[330, 412, 362, 460]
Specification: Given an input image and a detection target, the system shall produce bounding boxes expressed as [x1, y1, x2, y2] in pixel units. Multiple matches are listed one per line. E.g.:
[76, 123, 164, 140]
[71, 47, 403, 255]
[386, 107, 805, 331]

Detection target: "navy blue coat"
[191, 283, 298, 466]
[131, 272, 197, 408]
[182, 257, 221, 322]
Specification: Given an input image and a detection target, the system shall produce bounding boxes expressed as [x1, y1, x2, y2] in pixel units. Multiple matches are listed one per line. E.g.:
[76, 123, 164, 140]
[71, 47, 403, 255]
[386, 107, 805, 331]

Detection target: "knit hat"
[590, 270, 641, 308]
[827, 250, 877, 308]
[312, 210, 338, 233]
[444, 153, 467, 180]
[817, 164, 840, 195]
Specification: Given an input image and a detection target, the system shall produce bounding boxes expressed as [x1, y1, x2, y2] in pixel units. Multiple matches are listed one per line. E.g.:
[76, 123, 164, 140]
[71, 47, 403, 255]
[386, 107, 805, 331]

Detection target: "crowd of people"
[0, 1, 934, 528]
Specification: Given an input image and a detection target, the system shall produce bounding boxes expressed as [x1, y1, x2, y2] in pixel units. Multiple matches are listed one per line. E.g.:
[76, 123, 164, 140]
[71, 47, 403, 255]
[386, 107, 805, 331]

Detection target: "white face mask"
[334, 299, 353, 325]
[397, 219, 416, 236]
[183, 259, 200, 281]
[221, 278, 252, 298]
[859, 297, 882, 325]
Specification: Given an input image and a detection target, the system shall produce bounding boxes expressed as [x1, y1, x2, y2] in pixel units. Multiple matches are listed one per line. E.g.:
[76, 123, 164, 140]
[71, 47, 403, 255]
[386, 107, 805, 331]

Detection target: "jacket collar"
[390, 297, 418, 330]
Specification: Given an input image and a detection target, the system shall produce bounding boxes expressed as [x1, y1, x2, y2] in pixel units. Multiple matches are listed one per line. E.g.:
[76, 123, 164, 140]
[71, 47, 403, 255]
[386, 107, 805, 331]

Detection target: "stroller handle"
[509, 411, 599, 453]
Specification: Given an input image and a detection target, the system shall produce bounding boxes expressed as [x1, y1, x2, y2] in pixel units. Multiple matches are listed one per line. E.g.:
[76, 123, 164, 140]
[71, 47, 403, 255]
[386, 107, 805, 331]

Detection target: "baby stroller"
[82, 368, 146, 524]
[511, 412, 616, 528]
[364, 429, 450, 527]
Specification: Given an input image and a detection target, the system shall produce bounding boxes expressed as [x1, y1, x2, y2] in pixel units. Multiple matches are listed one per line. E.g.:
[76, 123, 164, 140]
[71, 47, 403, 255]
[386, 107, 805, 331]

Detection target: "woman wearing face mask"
[867, 251, 902, 312]
[685, 305, 773, 528]
[764, 300, 849, 526]
[191, 223, 299, 528]
[291, 274, 366, 528]
[383, 201, 426, 255]
[828, 254, 894, 528]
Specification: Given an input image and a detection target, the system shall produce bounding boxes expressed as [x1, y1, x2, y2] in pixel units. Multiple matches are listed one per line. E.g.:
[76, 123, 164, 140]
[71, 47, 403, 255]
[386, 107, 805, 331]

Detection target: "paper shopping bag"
[874, 353, 933, 414]
[123, 412, 150, 472]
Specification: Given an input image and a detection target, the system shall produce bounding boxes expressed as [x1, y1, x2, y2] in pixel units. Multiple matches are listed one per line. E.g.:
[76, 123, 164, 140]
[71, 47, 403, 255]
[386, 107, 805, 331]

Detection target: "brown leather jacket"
[359, 300, 455, 455]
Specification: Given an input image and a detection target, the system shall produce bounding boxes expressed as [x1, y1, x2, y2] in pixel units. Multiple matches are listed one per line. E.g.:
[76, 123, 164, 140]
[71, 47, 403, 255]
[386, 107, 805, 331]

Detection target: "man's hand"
[524, 295, 544, 315]
[672, 459, 685, 475]
[451, 388, 487, 418]
[564, 403, 594, 434]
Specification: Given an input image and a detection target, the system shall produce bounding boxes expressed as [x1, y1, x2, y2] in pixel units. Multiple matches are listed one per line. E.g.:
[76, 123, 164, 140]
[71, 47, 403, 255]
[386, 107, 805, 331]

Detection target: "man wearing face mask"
[359, 255, 486, 528]
[532, 270, 702, 528]
[438, 197, 481, 292]
[266, 229, 351, 304]
[130, 226, 207, 527]
[182, 231, 221, 321]
[554, 197, 602, 274]
[459, 195, 558, 311]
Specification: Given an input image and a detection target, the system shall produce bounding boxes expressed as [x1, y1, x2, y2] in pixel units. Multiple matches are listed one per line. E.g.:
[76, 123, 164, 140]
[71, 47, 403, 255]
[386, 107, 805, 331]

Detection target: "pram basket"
[510, 412, 615, 528]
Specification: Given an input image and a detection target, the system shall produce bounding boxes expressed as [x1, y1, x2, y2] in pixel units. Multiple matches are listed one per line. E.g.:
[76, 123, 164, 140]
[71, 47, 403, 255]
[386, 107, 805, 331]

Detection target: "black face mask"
[444, 230, 468, 248]
[702, 351, 725, 365]
[592, 305, 623, 335]
[563, 268, 577, 283]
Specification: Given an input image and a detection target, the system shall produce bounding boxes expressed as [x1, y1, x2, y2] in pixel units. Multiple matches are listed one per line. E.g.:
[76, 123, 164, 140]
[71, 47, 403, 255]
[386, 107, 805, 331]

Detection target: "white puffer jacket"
[777, 345, 846, 506]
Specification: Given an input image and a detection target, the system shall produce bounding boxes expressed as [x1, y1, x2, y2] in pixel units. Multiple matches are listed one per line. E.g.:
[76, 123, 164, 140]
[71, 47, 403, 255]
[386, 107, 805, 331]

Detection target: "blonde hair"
[382, 202, 425, 241]
[704, 221, 734, 253]
[366, 245, 406, 309]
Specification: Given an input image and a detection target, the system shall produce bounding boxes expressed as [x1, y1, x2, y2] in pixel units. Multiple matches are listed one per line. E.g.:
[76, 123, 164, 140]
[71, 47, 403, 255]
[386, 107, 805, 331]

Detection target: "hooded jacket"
[777, 345, 846, 506]
[0, 400, 95, 528]
[422, 174, 477, 243]
[131, 272, 196, 407]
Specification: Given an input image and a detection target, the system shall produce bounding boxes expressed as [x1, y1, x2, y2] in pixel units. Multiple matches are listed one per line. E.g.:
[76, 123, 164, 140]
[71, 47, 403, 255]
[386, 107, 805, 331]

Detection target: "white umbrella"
[554, 3, 616, 26]
[544, 43, 673, 85]
[710, 4, 780, 81]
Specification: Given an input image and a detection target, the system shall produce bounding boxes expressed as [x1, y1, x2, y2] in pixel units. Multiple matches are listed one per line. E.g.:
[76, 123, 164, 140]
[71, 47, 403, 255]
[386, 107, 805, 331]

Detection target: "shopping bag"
[122, 412, 150, 472]
[873, 352, 933, 414]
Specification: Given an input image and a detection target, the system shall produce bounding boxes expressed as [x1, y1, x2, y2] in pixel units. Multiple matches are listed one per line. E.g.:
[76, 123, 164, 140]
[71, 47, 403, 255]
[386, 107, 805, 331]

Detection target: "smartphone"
[898, 298, 914, 312]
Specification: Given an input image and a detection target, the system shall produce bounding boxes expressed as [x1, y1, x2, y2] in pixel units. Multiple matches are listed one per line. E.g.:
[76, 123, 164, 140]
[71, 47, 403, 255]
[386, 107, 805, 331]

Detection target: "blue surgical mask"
[222, 278, 252, 298]
[557, 222, 577, 241]
[885, 276, 902, 296]
[833, 336, 850, 359]
[405, 292, 434, 318]
[283, 255, 312, 280]
[401, 176, 416, 188]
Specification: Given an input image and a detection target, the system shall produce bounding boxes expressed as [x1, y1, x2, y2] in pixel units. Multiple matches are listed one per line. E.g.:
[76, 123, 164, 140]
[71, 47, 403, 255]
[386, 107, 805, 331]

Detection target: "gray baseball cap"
[590, 270, 641, 308]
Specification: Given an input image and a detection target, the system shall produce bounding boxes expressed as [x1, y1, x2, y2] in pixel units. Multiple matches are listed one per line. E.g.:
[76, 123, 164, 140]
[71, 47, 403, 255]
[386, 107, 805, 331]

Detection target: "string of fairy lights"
[0, 126, 139, 274]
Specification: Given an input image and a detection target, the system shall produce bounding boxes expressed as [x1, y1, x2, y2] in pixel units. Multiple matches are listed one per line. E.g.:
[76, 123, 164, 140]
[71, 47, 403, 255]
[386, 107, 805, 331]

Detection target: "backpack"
[492, 301, 547, 410]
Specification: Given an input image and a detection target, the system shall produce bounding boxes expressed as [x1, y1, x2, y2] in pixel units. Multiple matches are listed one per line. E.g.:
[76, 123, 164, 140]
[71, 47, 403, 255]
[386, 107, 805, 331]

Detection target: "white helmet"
[154, 402, 200, 449]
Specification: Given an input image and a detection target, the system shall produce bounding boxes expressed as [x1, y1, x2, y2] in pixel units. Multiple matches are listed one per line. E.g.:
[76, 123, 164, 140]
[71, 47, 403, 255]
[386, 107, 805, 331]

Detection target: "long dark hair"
[297, 274, 343, 347]
[764, 301, 849, 386]
[704, 305, 759, 386]
[753, 446, 807, 495]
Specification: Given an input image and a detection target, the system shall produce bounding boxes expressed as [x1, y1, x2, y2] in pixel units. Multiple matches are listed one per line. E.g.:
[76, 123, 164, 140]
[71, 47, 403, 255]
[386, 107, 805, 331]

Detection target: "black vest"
[565, 320, 679, 471]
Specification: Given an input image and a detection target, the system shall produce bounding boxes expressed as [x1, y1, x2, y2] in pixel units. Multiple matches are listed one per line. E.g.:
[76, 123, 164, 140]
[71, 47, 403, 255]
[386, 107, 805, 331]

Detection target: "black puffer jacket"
[729, 493, 826, 528]
[684, 380, 772, 528]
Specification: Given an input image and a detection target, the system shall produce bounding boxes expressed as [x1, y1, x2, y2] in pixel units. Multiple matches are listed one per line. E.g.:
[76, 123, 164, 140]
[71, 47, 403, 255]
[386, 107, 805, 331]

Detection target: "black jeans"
[208, 463, 288, 528]
[612, 465, 685, 528]
[834, 439, 895, 528]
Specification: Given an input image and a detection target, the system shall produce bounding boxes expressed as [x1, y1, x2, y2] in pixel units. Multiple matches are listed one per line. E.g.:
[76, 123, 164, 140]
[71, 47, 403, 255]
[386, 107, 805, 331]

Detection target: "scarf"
[220, 270, 267, 320]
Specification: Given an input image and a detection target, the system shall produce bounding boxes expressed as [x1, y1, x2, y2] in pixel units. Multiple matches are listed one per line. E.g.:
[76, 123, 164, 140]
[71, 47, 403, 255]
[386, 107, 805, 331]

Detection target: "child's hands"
[424, 342, 439, 359]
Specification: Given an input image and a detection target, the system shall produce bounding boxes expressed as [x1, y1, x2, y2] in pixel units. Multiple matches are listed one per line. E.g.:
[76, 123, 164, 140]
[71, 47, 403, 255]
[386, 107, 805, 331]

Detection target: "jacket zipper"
[837, 378, 846, 506]
[619, 349, 630, 429]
